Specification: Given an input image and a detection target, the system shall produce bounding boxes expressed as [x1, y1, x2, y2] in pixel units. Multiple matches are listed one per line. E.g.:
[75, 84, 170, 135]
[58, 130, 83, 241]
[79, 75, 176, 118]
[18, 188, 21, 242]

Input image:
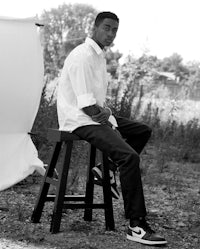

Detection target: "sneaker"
[44, 164, 59, 179]
[127, 219, 167, 246]
[92, 163, 120, 199]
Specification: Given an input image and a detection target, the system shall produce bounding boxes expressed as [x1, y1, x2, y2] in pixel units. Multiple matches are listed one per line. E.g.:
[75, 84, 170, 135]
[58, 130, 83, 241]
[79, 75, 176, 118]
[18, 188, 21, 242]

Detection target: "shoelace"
[139, 219, 155, 234]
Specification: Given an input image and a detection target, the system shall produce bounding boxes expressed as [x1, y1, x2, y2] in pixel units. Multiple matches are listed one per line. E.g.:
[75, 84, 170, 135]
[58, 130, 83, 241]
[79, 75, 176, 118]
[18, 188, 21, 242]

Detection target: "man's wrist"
[82, 105, 100, 116]
[105, 107, 112, 116]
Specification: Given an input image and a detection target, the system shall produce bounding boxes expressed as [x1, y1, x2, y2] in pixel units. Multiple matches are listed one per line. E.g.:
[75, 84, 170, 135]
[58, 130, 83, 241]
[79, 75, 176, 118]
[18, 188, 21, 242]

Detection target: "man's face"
[93, 18, 119, 49]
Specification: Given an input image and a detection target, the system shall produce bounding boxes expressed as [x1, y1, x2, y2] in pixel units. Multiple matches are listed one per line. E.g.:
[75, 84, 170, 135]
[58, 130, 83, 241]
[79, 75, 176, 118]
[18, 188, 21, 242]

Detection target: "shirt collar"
[85, 37, 105, 57]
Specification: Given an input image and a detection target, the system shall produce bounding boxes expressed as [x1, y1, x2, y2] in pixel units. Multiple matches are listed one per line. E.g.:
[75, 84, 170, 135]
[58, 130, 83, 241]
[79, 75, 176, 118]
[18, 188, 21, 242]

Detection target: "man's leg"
[114, 116, 151, 217]
[73, 124, 166, 245]
[115, 117, 166, 245]
[115, 116, 152, 155]
[73, 124, 147, 219]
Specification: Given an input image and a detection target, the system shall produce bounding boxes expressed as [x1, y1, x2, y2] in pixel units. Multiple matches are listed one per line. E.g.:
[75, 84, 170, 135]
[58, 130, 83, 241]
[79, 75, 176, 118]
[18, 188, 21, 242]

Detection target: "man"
[57, 11, 167, 246]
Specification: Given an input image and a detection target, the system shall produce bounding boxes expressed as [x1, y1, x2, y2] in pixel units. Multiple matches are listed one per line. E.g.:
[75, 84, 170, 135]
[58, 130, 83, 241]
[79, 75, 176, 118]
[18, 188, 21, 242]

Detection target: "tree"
[107, 54, 161, 118]
[185, 61, 200, 99]
[105, 48, 122, 77]
[160, 53, 189, 82]
[33, 3, 97, 155]
[187, 61, 200, 87]
[40, 3, 97, 79]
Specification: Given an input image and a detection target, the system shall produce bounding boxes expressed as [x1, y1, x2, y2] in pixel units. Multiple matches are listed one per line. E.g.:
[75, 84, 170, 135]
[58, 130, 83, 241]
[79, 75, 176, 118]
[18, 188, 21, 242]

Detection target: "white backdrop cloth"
[0, 17, 45, 191]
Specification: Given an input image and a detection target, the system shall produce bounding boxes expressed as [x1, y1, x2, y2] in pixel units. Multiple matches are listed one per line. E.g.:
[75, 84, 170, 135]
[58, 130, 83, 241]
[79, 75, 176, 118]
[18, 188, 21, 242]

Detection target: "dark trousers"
[73, 115, 152, 220]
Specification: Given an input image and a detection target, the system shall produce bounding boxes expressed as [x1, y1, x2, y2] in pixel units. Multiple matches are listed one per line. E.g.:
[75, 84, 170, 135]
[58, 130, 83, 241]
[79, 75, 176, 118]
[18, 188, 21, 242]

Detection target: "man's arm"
[83, 105, 122, 137]
[82, 104, 101, 116]
[82, 105, 111, 125]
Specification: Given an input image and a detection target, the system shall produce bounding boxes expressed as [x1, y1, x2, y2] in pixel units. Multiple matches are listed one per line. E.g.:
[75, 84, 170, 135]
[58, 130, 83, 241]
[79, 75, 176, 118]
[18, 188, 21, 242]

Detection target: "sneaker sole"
[92, 167, 102, 181]
[92, 166, 116, 183]
[127, 234, 167, 245]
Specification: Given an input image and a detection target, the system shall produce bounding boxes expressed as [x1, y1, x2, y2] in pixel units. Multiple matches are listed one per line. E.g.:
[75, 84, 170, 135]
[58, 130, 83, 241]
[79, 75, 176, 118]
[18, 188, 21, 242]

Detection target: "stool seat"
[31, 128, 115, 233]
[47, 129, 80, 142]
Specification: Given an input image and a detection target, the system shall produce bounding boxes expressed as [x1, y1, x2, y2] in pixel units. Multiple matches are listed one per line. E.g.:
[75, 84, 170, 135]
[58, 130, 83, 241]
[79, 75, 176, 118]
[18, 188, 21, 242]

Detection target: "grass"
[0, 142, 200, 249]
[2, 84, 200, 248]
[134, 96, 200, 125]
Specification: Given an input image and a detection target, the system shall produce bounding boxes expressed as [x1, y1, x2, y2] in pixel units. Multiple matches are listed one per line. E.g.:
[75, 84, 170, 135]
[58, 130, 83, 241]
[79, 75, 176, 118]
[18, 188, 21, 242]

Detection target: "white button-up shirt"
[57, 37, 117, 132]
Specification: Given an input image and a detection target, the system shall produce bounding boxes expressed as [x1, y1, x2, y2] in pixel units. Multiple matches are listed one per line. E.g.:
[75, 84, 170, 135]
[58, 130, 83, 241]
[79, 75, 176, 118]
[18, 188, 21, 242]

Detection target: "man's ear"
[91, 25, 97, 38]
[92, 25, 96, 34]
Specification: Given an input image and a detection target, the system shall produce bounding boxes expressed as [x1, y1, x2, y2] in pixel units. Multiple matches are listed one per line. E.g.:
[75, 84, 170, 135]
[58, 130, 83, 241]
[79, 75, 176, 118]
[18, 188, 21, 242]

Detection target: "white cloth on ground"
[0, 16, 45, 191]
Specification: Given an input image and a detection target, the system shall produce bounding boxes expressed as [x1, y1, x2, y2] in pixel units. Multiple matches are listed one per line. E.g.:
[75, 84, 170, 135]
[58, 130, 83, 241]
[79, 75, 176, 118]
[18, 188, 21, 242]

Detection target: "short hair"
[94, 11, 119, 27]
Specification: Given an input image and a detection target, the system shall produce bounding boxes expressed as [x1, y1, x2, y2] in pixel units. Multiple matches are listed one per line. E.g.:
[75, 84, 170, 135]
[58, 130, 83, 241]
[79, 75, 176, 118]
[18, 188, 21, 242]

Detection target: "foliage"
[31, 82, 58, 162]
[185, 61, 200, 99]
[105, 48, 123, 77]
[160, 53, 189, 82]
[33, 3, 200, 168]
[106, 54, 160, 118]
[1, 159, 200, 248]
[40, 3, 97, 79]
[105, 51, 200, 167]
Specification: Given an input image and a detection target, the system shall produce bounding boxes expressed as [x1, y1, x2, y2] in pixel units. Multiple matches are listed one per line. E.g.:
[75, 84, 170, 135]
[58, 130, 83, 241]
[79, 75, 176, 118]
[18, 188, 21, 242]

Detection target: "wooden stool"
[31, 129, 115, 233]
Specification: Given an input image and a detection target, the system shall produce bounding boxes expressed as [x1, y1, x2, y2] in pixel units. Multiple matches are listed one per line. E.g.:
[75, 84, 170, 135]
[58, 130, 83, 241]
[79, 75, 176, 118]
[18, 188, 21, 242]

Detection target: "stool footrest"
[47, 129, 80, 142]
[63, 203, 106, 209]
[46, 194, 85, 202]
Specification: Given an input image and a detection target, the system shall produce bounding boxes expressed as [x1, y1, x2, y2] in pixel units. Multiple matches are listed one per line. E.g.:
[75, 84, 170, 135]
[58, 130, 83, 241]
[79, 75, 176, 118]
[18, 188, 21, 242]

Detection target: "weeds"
[31, 57, 200, 190]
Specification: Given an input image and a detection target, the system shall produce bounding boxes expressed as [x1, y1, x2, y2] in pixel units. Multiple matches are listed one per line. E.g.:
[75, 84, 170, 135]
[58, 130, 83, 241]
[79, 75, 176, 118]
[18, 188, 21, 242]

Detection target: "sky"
[0, 0, 200, 63]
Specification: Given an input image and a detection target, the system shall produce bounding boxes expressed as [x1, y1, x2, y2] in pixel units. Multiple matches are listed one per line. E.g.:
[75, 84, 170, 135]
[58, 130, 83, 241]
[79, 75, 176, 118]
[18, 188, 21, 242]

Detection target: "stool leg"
[102, 154, 115, 230]
[31, 142, 62, 223]
[84, 145, 96, 221]
[50, 141, 73, 233]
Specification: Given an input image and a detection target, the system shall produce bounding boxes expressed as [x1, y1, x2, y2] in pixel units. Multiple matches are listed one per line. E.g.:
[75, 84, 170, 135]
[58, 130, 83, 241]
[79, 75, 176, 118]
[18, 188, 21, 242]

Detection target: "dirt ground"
[0, 156, 200, 249]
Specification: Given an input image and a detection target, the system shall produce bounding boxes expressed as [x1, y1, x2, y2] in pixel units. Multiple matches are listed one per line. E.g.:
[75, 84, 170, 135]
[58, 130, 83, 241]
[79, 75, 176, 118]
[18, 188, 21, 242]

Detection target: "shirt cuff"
[77, 93, 96, 109]
[108, 115, 118, 127]
[105, 107, 112, 116]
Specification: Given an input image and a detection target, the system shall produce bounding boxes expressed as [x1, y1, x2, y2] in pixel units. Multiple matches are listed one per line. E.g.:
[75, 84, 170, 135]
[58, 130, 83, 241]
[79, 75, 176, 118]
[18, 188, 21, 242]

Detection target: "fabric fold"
[0, 16, 45, 191]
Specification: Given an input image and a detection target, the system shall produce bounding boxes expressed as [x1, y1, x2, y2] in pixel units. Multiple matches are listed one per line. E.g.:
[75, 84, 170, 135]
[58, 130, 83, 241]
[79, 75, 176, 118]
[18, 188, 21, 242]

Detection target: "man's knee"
[118, 151, 140, 174]
[125, 150, 140, 166]
[130, 151, 140, 164]
[147, 125, 152, 137]
[143, 124, 152, 140]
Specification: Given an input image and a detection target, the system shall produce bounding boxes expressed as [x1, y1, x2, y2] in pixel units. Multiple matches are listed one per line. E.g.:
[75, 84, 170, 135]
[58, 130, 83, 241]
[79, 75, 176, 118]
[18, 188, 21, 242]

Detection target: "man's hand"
[93, 115, 122, 138]
[91, 106, 111, 124]
[83, 105, 121, 137]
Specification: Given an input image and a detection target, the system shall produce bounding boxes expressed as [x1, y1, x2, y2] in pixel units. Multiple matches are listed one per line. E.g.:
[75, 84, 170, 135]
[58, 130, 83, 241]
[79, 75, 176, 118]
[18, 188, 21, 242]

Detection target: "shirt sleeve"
[67, 56, 97, 109]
